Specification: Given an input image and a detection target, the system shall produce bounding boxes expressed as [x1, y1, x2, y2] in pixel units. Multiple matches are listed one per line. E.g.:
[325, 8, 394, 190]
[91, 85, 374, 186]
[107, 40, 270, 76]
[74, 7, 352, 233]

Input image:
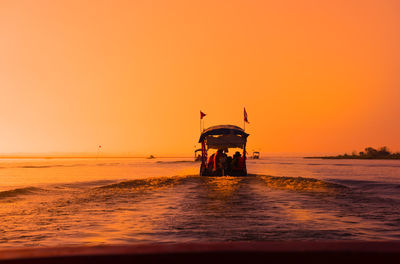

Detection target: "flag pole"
[243, 107, 248, 131]
[200, 111, 206, 132]
[243, 108, 245, 131]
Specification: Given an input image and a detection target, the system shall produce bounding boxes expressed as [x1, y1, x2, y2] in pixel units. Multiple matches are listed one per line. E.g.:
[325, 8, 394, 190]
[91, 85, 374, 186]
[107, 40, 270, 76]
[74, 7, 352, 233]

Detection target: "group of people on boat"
[207, 149, 246, 176]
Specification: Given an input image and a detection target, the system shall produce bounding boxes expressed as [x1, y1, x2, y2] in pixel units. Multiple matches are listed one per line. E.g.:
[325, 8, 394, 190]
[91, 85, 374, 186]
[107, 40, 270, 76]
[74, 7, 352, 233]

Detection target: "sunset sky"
[1, 0, 399, 156]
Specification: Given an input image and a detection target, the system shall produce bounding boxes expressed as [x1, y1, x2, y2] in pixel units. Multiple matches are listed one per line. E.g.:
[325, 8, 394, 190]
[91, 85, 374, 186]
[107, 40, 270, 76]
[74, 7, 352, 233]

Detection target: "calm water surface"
[1, 157, 400, 248]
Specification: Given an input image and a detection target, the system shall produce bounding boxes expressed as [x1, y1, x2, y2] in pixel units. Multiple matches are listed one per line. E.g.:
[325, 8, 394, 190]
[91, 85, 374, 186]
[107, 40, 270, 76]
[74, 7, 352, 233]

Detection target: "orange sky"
[0, 0, 399, 156]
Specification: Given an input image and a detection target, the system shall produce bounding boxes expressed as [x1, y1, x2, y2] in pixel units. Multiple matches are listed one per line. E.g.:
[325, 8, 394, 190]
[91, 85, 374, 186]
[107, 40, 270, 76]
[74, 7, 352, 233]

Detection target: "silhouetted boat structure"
[194, 148, 202, 161]
[252, 151, 260, 159]
[199, 125, 249, 176]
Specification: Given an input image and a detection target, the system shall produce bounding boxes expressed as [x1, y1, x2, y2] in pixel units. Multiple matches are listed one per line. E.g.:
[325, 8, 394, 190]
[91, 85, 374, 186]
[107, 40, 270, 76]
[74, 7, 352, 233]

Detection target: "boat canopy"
[194, 148, 202, 153]
[198, 125, 249, 149]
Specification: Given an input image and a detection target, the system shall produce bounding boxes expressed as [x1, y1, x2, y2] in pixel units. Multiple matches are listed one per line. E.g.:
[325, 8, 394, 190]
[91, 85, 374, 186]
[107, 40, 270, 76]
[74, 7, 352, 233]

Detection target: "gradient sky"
[1, 0, 399, 156]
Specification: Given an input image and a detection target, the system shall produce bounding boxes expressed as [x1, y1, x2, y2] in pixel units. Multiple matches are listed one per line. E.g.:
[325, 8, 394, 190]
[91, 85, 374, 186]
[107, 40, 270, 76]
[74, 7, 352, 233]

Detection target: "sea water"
[0, 157, 399, 248]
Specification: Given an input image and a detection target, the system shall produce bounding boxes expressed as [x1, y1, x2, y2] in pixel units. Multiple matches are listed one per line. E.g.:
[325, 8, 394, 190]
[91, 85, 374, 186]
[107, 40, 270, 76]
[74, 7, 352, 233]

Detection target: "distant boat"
[147, 155, 155, 159]
[194, 148, 202, 162]
[252, 152, 260, 159]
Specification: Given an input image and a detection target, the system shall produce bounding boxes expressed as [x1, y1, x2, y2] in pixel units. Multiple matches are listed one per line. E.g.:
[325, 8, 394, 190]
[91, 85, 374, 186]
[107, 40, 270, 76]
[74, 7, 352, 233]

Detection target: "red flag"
[244, 108, 249, 124]
[200, 111, 206, 119]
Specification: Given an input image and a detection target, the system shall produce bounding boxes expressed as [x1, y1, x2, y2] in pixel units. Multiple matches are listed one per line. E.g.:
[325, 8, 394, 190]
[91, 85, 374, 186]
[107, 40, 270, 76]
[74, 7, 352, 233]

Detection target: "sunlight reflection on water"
[1, 157, 400, 247]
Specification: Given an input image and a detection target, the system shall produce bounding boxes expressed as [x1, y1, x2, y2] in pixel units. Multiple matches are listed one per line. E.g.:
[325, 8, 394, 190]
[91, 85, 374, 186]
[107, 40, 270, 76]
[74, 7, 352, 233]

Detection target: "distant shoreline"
[304, 156, 400, 160]
[304, 146, 400, 160]
[303, 147, 400, 160]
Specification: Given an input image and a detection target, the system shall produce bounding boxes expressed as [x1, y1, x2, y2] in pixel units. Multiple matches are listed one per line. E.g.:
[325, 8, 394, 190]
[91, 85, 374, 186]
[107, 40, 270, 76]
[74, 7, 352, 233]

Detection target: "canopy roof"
[199, 125, 249, 142]
[198, 125, 249, 149]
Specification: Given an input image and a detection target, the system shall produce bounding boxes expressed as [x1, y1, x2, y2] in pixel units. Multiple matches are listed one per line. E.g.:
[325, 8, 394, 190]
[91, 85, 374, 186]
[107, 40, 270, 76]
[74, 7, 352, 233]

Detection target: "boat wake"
[259, 175, 347, 194]
[0, 187, 43, 199]
[97, 175, 195, 190]
[0, 175, 348, 201]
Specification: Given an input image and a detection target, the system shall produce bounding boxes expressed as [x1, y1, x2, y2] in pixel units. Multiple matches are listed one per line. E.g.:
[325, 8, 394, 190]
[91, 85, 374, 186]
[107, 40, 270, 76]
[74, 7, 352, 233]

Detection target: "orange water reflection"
[203, 177, 243, 199]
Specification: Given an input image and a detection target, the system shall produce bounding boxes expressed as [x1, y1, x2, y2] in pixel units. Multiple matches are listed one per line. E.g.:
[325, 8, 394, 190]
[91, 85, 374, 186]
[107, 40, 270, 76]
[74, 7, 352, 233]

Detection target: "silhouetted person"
[213, 149, 226, 176]
[226, 155, 233, 175]
[208, 153, 215, 171]
[232, 151, 245, 175]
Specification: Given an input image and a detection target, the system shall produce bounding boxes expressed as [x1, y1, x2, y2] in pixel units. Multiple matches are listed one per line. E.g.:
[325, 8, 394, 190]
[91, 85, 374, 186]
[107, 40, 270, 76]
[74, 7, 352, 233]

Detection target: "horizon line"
[0, 156, 195, 159]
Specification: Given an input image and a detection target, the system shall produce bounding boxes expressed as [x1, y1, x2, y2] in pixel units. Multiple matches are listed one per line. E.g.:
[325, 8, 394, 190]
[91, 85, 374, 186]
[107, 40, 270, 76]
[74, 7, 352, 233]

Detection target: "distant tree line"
[305, 146, 400, 159]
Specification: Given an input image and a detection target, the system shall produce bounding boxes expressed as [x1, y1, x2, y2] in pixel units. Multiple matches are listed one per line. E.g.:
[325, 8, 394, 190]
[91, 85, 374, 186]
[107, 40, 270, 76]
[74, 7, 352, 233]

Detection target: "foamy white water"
[1, 157, 400, 248]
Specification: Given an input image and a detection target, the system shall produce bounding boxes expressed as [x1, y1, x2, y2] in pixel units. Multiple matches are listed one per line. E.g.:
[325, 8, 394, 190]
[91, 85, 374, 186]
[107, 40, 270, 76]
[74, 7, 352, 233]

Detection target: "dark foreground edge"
[1, 241, 400, 264]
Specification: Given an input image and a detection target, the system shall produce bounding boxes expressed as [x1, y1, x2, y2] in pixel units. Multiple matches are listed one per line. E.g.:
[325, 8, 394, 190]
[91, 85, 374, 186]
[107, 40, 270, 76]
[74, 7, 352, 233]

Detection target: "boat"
[194, 148, 202, 161]
[252, 151, 260, 159]
[198, 125, 249, 176]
